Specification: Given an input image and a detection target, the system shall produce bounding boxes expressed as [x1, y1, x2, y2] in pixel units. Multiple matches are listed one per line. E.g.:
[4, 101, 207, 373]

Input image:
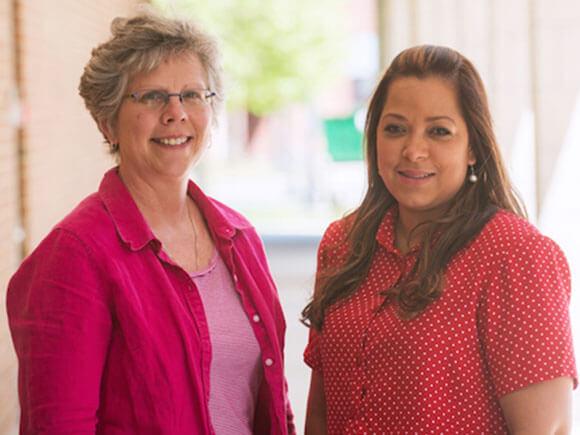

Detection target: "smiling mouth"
[151, 136, 191, 146]
[398, 170, 435, 179]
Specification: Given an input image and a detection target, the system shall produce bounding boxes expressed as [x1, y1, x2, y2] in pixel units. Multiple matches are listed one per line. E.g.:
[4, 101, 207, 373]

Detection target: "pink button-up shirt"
[7, 168, 295, 435]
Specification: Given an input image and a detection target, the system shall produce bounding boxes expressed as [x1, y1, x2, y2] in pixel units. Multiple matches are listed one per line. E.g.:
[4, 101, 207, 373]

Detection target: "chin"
[397, 196, 435, 210]
[153, 161, 195, 180]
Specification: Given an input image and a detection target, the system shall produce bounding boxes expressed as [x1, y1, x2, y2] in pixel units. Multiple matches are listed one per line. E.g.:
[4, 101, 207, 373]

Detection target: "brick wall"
[1, 1, 140, 433]
[0, 0, 20, 432]
[19, 0, 142, 251]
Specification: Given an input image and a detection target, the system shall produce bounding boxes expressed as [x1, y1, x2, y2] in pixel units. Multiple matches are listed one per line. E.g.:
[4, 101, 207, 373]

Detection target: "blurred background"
[1, 0, 579, 432]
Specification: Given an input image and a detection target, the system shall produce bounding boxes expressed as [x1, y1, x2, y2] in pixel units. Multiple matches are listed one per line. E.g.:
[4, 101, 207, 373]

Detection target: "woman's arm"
[7, 229, 112, 434]
[499, 377, 573, 435]
[478, 229, 577, 434]
[305, 369, 327, 435]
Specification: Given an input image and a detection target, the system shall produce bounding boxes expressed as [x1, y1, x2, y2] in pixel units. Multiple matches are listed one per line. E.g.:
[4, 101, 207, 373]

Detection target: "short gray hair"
[79, 11, 223, 153]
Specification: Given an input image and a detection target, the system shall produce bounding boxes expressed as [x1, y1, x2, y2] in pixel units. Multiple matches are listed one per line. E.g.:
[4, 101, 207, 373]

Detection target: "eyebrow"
[132, 82, 208, 91]
[381, 113, 456, 125]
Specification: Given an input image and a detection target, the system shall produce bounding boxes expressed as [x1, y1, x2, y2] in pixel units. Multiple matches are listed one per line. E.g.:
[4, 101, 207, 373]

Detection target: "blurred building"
[378, 0, 580, 224]
[0, 1, 141, 432]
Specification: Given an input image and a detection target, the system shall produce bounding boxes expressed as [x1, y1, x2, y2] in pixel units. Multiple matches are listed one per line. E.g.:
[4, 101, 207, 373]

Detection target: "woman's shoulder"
[320, 213, 354, 249]
[21, 192, 120, 269]
[475, 209, 565, 262]
[315, 214, 358, 272]
[203, 196, 254, 230]
[56, 192, 116, 245]
[479, 209, 538, 244]
[10, 195, 110, 286]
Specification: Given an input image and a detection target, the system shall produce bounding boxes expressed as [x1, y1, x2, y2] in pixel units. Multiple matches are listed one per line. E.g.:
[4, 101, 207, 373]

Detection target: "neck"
[395, 219, 411, 254]
[118, 166, 190, 226]
[395, 209, 429, 254]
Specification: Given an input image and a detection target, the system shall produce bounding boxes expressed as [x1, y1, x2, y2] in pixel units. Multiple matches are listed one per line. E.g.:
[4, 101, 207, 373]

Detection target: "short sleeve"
[303, 220, 348, 372]
[304, 327, 323, 371]
[478, 232, 577, 397]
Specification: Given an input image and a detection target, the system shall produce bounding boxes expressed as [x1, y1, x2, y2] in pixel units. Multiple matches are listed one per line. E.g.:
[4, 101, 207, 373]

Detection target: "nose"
[161, 95, 187, 124]
[401, 131, 429, 161]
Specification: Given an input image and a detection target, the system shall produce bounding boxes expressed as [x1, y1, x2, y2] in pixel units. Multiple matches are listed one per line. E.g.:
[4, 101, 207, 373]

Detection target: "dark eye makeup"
[383, 124, 406, 135]
[429, 126, 452, 136]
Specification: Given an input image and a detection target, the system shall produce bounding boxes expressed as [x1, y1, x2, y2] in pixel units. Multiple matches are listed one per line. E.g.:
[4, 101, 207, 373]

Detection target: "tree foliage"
[153, 0, 346, 115]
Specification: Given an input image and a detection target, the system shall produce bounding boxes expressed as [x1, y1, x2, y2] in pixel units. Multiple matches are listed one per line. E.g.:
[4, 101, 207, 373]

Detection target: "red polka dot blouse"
[304, 207, 577, 434]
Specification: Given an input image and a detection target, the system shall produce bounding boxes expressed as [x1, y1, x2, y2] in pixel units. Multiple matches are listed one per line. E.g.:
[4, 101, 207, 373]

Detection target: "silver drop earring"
[468, 165, 478, 183]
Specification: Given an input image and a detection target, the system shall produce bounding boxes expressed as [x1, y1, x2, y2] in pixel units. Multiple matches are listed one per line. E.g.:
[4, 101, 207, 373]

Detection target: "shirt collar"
[376, 204, 427, 256]
[185, 177, 252, 241]
[99, 168, 251, 251]
[99, 168, 156, 251]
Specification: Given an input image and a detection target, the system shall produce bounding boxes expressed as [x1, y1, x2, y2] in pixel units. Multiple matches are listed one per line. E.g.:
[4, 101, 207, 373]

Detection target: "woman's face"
[376, 76, 475, 228]
[102, 53, 213, 183]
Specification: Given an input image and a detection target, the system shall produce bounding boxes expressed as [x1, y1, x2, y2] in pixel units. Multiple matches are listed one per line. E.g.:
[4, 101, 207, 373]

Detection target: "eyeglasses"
[126, 89, 217, 110]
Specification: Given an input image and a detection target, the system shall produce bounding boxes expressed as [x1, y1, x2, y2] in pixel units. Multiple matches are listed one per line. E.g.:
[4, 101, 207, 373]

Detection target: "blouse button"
[252, 314, 261, 323]
[264, 358, 274, 367]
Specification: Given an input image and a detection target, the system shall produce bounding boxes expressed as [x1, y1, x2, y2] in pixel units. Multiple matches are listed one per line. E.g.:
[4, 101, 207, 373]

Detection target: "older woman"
[7, 12, 295, 435]
[302, 45, 577, 434]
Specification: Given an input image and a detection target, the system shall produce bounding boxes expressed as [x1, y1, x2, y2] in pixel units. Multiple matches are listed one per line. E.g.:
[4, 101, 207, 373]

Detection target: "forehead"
[382, 76, 462, 118]
[128, 53, 208, 89]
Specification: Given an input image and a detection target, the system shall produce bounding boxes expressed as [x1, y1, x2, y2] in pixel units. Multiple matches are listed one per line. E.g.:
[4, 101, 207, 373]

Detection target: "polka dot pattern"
[304, 207, 577, 434]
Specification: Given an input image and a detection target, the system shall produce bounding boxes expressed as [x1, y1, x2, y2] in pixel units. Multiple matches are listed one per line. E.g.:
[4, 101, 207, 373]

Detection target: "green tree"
[153, 0, 346, 115]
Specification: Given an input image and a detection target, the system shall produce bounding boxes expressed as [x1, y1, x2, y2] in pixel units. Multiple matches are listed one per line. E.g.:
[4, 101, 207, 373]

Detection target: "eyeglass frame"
[124, 88, 217, 110]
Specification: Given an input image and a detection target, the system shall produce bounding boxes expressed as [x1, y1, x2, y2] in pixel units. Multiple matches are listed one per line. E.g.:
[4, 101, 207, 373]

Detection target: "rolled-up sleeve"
[7, 228, 112, 434]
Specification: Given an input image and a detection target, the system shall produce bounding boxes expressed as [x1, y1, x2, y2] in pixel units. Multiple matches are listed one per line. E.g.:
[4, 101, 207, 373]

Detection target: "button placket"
[350, 310, 376, 416]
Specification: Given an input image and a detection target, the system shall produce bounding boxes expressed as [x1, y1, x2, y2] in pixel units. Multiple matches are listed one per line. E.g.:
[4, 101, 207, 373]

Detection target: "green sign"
[323, 115, 364, 162]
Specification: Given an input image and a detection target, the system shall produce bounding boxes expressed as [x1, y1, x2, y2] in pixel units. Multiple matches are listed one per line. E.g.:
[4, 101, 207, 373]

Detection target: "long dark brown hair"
[302, 45, 526, 330]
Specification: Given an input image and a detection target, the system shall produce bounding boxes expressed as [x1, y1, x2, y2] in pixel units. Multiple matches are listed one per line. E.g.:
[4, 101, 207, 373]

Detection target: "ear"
[467, 147, 476, 166]
[97, 119, 117, 145]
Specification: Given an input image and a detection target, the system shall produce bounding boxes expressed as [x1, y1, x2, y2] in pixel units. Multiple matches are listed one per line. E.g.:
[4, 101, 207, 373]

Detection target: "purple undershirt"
[191, 251, 263, 434]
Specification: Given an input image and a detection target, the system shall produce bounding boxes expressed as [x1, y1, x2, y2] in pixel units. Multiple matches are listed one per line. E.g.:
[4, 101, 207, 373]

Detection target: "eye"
[139, 90, 167, 105]
[429, 126, 451, 137]
[383, 124, 406, 136]
[181, 90, 204, 104]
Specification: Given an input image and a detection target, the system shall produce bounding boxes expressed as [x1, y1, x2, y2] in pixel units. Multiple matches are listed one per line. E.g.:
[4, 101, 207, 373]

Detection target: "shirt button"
[233, 274, 239, 283]
[252, 314, 261, 323]
[264, 358, 274, 367]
